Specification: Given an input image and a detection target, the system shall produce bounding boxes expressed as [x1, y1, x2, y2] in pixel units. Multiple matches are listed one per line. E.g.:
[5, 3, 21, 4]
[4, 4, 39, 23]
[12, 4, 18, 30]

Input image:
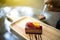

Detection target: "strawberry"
[26, 22, 34, 28]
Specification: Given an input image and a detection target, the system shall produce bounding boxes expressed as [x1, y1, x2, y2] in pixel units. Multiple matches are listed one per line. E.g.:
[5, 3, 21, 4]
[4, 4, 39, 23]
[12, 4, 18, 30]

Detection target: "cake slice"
[25, 22, 42, 34]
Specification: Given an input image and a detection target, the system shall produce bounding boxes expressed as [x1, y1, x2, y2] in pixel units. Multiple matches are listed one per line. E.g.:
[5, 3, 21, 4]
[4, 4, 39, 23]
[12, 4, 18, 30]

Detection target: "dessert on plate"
[25, 22, 42, 34]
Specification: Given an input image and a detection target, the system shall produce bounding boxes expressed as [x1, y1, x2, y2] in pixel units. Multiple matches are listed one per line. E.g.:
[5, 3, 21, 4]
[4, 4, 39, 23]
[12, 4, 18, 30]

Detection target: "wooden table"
[10, 16, 60, 40]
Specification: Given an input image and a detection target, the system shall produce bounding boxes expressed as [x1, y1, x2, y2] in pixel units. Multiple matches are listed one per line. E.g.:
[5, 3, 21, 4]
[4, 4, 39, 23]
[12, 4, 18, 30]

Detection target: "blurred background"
[0, 0, 60, 40]
[0, 0, 44, 9]
[0, 0, 44, 40]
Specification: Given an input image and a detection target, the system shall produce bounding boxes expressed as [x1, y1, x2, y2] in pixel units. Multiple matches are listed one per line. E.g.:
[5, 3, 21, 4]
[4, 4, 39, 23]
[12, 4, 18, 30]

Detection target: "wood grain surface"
[10, 16, 60, 40]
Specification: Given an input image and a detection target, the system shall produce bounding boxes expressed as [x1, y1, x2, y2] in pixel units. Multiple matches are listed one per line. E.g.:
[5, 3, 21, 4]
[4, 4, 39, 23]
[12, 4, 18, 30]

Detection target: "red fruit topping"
[26, 22, 34, 28]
